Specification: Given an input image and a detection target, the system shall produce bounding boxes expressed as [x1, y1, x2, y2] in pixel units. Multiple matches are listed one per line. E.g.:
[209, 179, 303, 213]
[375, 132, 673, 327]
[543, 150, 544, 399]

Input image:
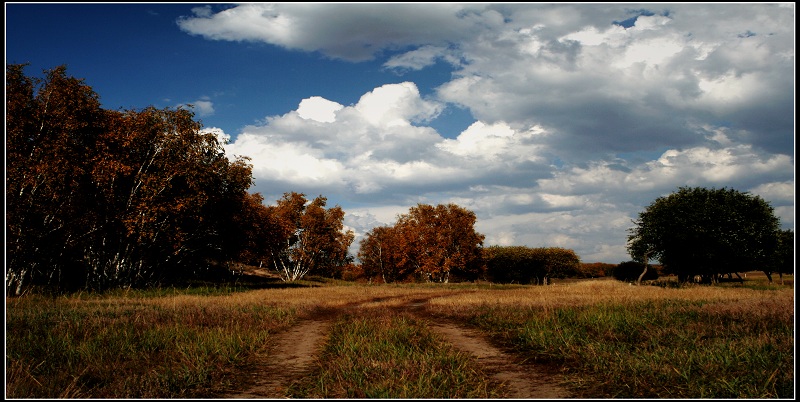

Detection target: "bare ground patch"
[222, 294, 572, 399]
[219, 312, 333, 398]
[401, 298, 572, 399]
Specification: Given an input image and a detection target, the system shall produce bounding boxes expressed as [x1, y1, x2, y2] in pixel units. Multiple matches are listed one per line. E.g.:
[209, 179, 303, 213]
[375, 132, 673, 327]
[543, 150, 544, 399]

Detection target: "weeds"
[449, 282, 794, 398]
[6, 275, 794, 398]
[287, 309, 502, 398]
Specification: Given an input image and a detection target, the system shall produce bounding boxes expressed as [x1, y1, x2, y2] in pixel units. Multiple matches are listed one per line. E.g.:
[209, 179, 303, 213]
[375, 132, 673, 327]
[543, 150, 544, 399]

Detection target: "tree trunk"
[636, 251, 651, 286]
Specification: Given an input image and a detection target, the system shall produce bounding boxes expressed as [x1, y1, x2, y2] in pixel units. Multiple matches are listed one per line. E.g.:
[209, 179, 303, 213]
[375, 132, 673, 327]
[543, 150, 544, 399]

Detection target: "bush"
[613, 261, 659, 282]
[483, 246, 581, 284]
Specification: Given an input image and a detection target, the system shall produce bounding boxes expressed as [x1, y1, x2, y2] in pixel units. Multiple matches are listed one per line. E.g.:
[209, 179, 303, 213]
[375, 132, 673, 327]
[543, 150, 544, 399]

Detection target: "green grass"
[464, 299, 793, 398]
[5, 293, 297, 398]
[287, 309, 503, 398]
[6, 275, 794, 398]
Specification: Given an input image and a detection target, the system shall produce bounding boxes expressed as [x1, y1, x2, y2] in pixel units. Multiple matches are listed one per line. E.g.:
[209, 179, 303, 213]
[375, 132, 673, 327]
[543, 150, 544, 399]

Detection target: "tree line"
[6, 64, 355, 294]
[6, 65, 793, 294]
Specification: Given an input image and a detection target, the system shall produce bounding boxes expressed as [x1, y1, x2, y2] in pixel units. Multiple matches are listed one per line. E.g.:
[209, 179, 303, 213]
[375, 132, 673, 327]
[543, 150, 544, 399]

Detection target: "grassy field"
[5, 273, 794, 398]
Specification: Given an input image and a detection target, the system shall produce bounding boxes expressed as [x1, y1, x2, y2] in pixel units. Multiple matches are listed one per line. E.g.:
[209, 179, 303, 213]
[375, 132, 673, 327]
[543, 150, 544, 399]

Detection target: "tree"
[6, 64, 258, 294]
[267, 192, 354, 281]
[627, 187, 781, 283]
[393, 203, 485, 283]
[357, 225, 407, 283]
[355, 203, 485, 283]
[7, 64, 106, 293]
[612, 261, 659, 283]
[765, 229, 794, 284]
[483, 246, 581, 284]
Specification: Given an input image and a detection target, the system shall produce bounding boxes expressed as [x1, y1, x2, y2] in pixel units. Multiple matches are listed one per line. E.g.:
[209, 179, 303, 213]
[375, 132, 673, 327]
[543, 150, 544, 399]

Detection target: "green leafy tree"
[627, 186, 781, 283]
[483, 246, 580, 284]
[612, 261, 659, 282]
[766, 229, 794, 284]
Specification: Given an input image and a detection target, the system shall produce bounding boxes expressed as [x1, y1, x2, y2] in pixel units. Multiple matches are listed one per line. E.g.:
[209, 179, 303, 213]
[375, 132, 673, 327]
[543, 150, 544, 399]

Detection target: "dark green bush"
[612, 261, 659, 282]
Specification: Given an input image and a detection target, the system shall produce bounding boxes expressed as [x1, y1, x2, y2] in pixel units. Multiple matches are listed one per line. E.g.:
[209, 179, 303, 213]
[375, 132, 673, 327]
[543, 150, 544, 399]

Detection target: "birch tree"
[267, 193, 354, 281]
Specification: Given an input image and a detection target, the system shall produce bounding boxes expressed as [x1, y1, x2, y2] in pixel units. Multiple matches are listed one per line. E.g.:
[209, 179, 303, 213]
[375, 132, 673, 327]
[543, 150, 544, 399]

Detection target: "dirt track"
[220, 293, 572, 399]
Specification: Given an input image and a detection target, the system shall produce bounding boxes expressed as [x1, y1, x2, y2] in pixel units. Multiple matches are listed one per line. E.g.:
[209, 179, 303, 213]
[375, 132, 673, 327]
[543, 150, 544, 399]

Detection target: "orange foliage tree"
[357, 203, 485, 283]
[357, 225, 407, 283]
[7, 64, 257, 293]
[266, 192, 354, 281]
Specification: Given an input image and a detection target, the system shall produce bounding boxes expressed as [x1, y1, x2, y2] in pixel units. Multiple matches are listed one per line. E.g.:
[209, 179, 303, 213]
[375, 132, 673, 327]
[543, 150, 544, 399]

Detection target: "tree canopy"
[626, 186, 782, 283]
[483, 245, 581, 284]
[358, 203, 485, 283]
[6, 64, 354, 294]
[267, 192, 354, 281]
[6, 64, 260, 293]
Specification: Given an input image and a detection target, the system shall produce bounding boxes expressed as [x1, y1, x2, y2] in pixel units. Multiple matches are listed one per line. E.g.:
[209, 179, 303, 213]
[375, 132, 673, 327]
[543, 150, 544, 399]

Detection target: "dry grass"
[6, 275, 794, 398]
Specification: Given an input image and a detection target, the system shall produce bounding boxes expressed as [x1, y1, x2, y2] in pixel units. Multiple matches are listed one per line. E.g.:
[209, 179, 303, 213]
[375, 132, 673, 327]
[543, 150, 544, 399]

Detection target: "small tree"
[627, 186, 781, 283]
[267, 193, 354, 281]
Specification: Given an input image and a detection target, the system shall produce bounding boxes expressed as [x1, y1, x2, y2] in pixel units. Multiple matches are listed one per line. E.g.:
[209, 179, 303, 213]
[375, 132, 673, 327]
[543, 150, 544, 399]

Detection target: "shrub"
[612, 261, 658, 282]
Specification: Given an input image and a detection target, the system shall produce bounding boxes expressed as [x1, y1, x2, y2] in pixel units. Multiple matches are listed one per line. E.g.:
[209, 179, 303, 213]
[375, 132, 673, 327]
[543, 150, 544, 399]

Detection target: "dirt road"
[220, 295, 571, 398]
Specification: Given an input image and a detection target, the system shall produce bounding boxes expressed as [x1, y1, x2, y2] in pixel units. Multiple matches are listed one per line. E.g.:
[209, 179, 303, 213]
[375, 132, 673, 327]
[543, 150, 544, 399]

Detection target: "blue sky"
[6, 3, 795, 264]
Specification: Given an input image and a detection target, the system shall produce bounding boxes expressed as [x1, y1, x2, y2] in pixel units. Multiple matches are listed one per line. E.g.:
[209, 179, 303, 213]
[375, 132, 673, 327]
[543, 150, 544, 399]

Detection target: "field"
[5, 272, 794, 398]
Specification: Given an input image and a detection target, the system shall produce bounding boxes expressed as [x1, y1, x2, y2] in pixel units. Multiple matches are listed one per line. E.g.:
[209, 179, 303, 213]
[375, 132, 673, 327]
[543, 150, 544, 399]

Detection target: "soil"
[218, 278, 572, 399]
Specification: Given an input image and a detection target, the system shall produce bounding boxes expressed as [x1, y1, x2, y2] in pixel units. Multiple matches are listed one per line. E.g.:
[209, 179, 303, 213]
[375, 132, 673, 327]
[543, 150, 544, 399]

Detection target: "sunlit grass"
[427, 278, 794, 398]
[6, 291, 298, 398]
[6, 274, 794, 398]
[287, 308, 503, 398]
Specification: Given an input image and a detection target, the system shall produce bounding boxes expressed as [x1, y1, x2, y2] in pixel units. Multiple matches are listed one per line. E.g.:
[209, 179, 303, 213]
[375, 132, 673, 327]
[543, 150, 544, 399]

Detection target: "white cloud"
[383, 45, 449, 71]
[177, 3, 483, 61]
[353, 82, 443, 126]
[297, 96, 343, 123]
[196, 3, 793, 263]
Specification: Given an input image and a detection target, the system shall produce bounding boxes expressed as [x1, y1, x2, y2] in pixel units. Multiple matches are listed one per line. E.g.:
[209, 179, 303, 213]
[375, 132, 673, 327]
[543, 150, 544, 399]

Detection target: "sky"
[5, 3, 795, 264]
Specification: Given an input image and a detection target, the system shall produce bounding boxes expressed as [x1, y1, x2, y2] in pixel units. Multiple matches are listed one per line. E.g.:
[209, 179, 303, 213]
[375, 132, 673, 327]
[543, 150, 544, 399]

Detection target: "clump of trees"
[358, 203, 485, 283]
[578, 262, 617, 278]
[266, 192, 354, 281]
[482, 246, 581, 284]
[627, 186, 788, 284]
[6, 64, 353, 294]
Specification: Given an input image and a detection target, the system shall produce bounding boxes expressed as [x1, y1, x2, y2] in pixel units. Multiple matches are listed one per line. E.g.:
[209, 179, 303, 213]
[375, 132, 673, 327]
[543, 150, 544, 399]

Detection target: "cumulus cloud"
[296, 96, 343, 123]
[188, 3, 793, 263]
[219, 80, 792, 262]
[177, 3, 486, 61]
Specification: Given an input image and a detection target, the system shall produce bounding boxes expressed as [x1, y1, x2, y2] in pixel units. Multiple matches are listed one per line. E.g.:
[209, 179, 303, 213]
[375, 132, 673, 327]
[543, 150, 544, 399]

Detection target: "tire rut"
[220, 316, 332, 398]
[223, 295, 572, 399]
[403, 298, 572, 399]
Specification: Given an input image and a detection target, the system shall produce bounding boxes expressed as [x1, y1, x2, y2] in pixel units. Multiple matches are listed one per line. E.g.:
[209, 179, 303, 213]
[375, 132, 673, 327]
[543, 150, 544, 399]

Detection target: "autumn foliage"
[5, 64, 353, 294]
[358, 204, 485, 283]
[266, 192, 355, 281]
